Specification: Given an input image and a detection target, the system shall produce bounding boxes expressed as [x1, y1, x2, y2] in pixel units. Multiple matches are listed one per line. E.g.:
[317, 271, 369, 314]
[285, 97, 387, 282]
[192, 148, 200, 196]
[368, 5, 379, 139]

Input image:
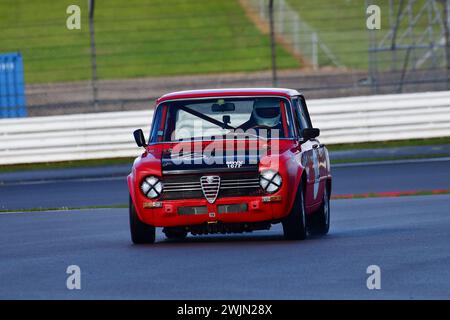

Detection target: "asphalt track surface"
[1, 194, 449, 299]
[1, 158, 450, 210]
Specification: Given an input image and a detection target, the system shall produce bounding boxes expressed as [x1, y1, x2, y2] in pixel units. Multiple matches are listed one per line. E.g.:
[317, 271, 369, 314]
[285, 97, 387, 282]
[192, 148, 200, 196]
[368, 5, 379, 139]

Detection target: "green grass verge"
[0, 0, 299, 83]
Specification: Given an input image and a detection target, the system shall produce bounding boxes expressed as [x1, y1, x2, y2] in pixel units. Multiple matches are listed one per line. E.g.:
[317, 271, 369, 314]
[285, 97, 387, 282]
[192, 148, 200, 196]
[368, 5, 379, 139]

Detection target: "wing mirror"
[133, 129, 147, 147]
[301, 128, 320, 141]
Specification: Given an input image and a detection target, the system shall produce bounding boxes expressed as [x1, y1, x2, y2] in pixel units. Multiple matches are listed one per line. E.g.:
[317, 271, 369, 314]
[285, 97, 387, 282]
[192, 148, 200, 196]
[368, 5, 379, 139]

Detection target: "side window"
[290, 98, 302, 138]
[299, 97, 313, 128]
[281, 99, 295, 138]
[150, 104, 171, 142]
[149, 106, 162, 143]
[294, 97, 312, 132]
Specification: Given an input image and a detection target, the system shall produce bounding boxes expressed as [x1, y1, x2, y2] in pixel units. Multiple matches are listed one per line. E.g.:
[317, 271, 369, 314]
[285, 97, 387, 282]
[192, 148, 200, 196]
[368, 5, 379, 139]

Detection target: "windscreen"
[150, 97, 294, 143]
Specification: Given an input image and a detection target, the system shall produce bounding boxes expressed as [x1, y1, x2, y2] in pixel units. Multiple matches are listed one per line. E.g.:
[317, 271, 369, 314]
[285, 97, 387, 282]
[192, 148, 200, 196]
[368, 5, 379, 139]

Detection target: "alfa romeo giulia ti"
[128, 88, 331, 243]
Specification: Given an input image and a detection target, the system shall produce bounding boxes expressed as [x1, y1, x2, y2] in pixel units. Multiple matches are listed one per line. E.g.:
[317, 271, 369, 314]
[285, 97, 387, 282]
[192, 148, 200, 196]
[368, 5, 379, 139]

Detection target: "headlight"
[260, 169, 282, 193]
[141, 176, 163, 199]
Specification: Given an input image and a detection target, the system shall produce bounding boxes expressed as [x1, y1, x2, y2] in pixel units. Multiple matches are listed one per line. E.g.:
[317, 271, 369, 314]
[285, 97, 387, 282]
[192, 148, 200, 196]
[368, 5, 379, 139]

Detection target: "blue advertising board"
[0, 52, 27, 118]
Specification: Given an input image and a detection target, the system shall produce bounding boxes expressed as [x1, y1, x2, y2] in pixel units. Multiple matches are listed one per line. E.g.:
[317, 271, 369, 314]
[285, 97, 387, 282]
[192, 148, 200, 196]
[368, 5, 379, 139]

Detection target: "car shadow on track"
[162, 234, 285, 244]
[129, 231, 335, 247]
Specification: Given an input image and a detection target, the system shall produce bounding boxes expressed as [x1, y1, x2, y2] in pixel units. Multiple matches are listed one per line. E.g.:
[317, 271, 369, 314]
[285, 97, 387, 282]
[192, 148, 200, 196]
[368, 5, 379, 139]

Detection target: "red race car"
[128, 88, 331, 243]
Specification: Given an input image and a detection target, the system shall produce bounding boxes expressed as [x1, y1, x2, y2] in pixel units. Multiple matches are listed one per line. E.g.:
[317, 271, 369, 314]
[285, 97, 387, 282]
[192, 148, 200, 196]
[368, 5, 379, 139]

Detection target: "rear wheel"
[163, 228, 188, 240]
[282, 185, 307, 240]
[129, 196, 155, 244]
[309, 186, 330, 235]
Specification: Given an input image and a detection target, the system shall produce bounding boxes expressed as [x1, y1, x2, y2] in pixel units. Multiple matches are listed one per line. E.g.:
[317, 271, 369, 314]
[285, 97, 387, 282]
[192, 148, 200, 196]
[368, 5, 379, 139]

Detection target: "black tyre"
[282, 185, 307, 240]
[129, 196, 156, 244]
[309, 186, 330, 235]
[163, 228, 188, 240]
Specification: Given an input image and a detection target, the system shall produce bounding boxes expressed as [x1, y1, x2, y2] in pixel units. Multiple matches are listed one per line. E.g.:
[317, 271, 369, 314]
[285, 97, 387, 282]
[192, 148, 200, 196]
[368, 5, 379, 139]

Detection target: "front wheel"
[282, 186, 307, 240]
[129, 196, 156, 244]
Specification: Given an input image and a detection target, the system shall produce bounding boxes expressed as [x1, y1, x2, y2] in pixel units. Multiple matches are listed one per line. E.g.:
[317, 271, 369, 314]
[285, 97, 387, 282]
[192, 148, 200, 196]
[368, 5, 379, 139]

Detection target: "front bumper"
[135, 194, 289, 227]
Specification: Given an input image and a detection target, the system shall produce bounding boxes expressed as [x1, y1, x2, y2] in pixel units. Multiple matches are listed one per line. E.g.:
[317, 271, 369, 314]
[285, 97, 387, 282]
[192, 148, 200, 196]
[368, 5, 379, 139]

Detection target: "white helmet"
[252, 98, 281, 127]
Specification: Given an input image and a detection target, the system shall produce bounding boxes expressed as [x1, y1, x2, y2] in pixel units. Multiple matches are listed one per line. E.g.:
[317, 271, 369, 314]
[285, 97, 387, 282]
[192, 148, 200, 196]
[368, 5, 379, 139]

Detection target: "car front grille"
[161, 172, 262, 201]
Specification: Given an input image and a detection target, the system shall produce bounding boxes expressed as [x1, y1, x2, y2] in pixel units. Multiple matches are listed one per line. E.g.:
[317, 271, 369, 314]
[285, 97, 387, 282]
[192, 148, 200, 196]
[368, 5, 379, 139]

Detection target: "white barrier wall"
[310, 91, 450, 144]
[1, 91, 450, 165]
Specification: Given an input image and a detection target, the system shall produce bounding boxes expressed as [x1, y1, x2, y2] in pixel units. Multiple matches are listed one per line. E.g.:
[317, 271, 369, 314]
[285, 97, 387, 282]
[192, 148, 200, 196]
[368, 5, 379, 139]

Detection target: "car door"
[293, 97, 319, 207]
[297, 96, 327, 204]
[292, 97, 321, 207]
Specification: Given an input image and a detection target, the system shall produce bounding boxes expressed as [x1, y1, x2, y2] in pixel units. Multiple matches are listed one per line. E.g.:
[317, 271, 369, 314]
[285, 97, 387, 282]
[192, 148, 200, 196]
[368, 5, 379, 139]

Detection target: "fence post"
[293, 17, 299, 53]
[277, 0, 284, 34]
[443, 0, 450, 90]
[259, 0, 265, 19]
[312, 32, 318, 70]
[89, 0, 98, 110]
[269, 0, 278, 87]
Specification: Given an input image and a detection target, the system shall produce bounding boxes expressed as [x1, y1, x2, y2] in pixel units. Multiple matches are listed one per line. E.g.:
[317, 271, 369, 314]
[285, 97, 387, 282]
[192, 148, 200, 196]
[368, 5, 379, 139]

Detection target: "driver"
[240, 98, 283, 132]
